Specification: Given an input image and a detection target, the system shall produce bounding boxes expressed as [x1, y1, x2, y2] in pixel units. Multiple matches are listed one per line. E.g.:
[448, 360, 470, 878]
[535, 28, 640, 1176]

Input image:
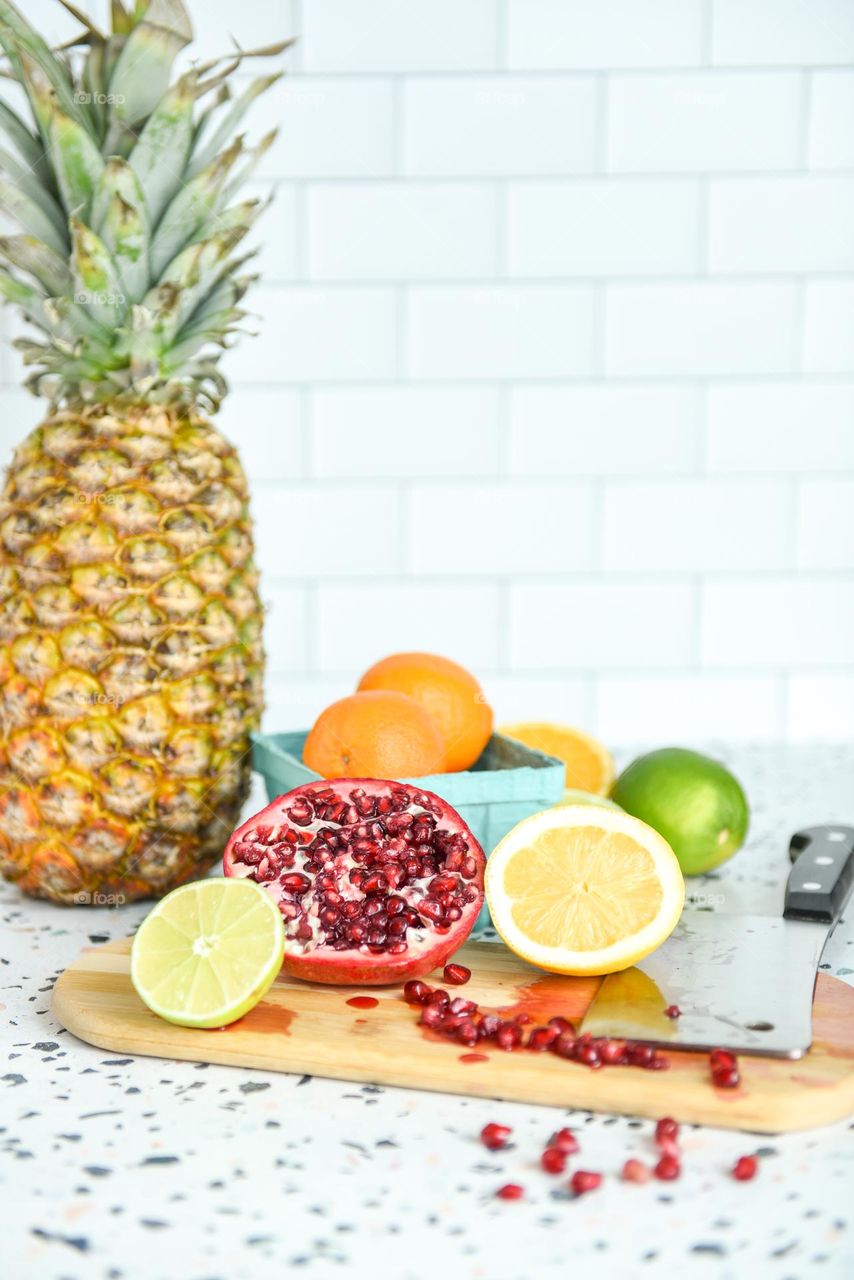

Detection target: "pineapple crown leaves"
[0, 0, 292, 412]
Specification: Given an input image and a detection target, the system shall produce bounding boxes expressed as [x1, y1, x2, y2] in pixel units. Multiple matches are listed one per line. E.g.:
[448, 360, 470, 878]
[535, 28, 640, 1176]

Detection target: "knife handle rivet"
[814, 856, 833, 866]
[801, 881, 822, 891]
[828, 831, 847, 842]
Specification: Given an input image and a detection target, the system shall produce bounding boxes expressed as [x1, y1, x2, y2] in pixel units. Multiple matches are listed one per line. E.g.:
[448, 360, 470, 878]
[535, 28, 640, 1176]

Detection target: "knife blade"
[578, 824, 854, 1058]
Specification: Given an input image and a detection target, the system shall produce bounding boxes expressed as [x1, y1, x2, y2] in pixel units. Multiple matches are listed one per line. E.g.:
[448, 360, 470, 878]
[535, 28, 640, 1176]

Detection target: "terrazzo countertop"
[2, 744, 854, 1280]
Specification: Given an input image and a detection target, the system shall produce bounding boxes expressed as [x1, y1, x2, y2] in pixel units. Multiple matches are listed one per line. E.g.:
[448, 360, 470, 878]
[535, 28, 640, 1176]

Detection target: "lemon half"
[485, 805, 684, 976]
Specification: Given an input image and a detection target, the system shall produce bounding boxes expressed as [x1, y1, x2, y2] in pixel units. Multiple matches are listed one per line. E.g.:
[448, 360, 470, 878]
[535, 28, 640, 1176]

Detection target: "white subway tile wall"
[2, 0, 853, 744]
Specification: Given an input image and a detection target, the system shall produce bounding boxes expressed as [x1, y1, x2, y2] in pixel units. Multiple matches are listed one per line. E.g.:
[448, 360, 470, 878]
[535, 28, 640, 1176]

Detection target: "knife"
[578, 824, 854, 1059]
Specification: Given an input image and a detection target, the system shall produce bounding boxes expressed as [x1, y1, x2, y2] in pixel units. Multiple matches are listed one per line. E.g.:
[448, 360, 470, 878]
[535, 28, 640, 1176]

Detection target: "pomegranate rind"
[224, 778, 485, 986]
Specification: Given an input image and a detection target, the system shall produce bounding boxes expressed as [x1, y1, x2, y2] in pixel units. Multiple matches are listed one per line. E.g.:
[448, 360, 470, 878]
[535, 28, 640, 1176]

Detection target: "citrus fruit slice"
[611, 747, 749, 876]
[484, 805, 684, 976]
[130, 878, 285, 1028]
[499, 722, 614, 795]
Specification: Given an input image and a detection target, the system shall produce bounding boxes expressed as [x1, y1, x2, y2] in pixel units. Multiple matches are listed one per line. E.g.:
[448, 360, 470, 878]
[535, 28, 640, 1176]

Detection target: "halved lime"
[130, 878, 285, 1028]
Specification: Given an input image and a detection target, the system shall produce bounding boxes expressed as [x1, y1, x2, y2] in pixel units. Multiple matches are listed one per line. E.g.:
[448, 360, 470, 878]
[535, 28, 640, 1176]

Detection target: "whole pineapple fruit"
[0, 0, 287, 903]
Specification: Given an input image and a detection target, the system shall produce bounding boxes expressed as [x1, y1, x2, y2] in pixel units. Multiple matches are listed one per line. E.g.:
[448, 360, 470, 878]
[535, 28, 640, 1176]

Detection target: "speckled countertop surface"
[2, 745, 854, 1280]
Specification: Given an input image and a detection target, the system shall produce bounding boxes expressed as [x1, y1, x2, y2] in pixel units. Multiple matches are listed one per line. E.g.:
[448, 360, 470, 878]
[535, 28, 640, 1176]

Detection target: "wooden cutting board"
[51, 938, 854, 1133]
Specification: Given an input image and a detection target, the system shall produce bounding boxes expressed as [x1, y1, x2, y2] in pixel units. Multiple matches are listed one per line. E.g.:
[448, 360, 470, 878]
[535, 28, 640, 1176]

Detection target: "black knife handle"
[784, 825, 854, 923]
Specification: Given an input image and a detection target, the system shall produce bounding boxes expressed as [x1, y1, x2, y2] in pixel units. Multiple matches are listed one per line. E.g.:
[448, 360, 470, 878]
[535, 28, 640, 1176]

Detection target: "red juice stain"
[459, 1052, 489, 1065]
[500, 973, 600, 1025]
[346, 996, 379, 1009]
[219, 1003, 296, 1035]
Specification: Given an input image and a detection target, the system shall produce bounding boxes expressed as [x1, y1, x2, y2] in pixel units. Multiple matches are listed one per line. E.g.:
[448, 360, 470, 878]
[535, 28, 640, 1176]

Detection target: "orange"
[303, 690, 446, 780]
[498, 721, 614, 796]
[357, 652, 493, 773]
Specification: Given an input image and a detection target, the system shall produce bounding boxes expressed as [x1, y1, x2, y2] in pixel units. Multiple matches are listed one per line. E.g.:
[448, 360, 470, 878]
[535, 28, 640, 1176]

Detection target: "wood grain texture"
[52, 939, 854, 1133]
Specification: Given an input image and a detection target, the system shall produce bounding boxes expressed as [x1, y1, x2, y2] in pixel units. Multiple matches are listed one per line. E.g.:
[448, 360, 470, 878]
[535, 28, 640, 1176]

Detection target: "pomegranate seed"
[654, 1154, 681, 1181]
[528, 1026, 558, 1051]
[709, 1048, 737, 1071]
[402, 980, 432, 1005]
[712, 1066, 740, 1089]
[280, 871, 311, 893]
[496, 1022, 523, 1051]
[552, 1032, 577, 1059]
[621, 1158, 651, 1184]
[443, 963, 471, 985]
[495, 1183, 524, 1201]
[626, 1043, 655, 1067]
[426, 989, 450, 1011]
[664, 1004, 681, 1019]
[449, 997, 478, 1016]
[578, 1044, 602, 1069]
[480, 1122, 512, 1151]
[419, 1005, 444, 1029]
[732, 1155, 758, 1182]
[540, 1147, 567, 1175]
[656, 1136, 680, 1159]
[570, 1170, 601, 1196]
[548, 1128, 579, 1155]
[601, 1039, 627, 1065]
[654, 1117, 680, 1145]
[478, 1014, 501, 1039]
[548, 1016, 573, 1034]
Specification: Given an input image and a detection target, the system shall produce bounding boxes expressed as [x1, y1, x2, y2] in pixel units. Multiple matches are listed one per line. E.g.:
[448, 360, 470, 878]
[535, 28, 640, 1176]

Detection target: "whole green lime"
[610, 748, 749, 876]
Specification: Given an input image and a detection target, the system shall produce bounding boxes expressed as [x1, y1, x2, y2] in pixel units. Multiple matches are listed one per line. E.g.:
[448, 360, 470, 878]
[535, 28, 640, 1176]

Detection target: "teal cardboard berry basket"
[251, 730, 566, 929]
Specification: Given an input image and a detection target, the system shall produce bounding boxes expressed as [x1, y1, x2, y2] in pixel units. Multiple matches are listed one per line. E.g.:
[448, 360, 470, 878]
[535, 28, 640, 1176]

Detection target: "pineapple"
[0, 0, 288, 903]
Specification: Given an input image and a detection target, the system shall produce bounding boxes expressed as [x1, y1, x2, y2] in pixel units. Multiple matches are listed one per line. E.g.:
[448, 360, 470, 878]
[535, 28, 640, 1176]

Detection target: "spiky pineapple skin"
[0, 406, 263, 903]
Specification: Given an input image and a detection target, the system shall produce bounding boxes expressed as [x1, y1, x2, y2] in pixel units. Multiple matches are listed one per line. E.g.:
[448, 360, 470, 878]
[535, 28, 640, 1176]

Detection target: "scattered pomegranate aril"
[540, 1147, 567, 1175]
[656, 1136, 680, 1159]
[457, 1021, 479, 1047]
[621, 1158, 651, 1184]
[732, 1155, 758, 1182]
[664, 1004, 681, 1019]
[653, 1154, 681, 1181]
[449, 997, 478, 1016]
[710, 1048, 737, 1071]
[548, 1128, 579, 1155]
[495, 1183, 524, 1201]
[528, 1026, 559, 1051]
[443, 963, 471, 986]
[625, 1043, 656, 1068]
[496, 1021, 523, 1052]
[548, 1016, 573, 1034]
[478, 1014, 501, 1040]
[552, 1032, 577, 1059]
[419, 1004, 444, 1030]
[654, 1117, 679, 1145]
[480, 1122, 512, 1151]
[570, 1170, 602, 1196]
[403, 979, 432, 1005]
[600, 1039, 627, 1065]
[711, 1066, 741, 1089]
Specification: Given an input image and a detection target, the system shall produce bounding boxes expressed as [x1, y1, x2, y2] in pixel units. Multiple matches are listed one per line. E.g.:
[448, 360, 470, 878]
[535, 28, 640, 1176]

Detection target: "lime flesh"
[130, 878, 285, 1028]
[611, 748, 749, 877]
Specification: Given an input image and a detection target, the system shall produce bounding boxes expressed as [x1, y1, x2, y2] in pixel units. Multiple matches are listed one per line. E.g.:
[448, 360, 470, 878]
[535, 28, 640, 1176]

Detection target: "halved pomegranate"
[223, 778, 485, 985]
